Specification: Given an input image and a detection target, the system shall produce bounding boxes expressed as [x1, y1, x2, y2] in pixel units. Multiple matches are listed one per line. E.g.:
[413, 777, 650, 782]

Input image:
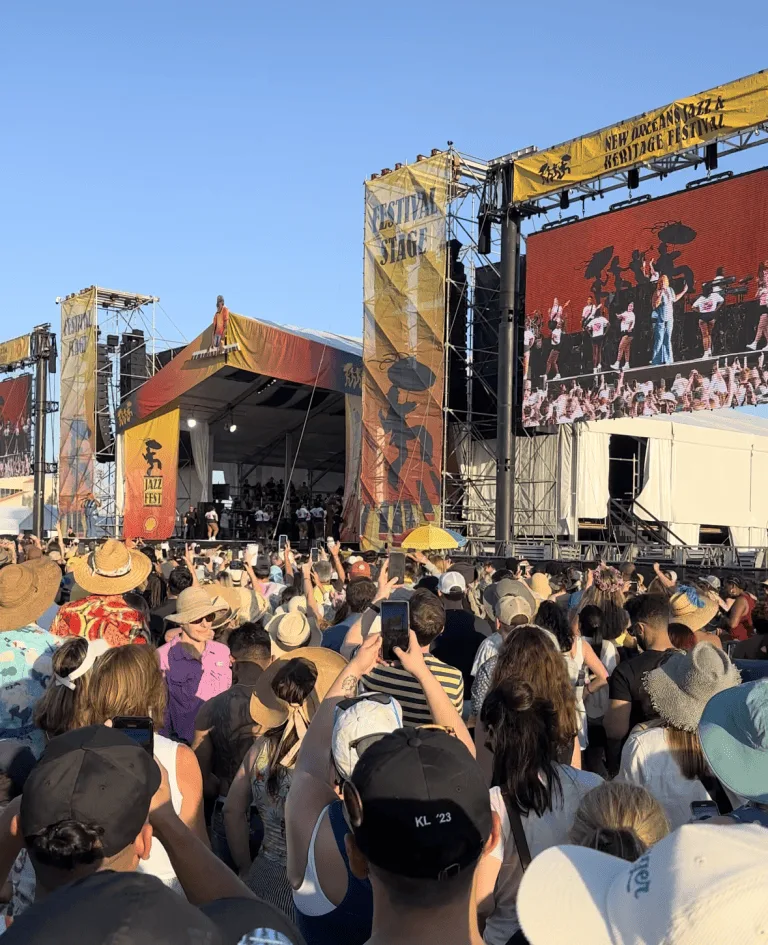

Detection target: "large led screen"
[0, 374, 31, 479]
[523, 168, 768, 428]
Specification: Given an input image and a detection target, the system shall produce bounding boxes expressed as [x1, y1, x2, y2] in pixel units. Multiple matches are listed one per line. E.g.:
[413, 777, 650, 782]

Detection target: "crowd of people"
[523, 352, 768, 427]
[0, 533, 767, 943]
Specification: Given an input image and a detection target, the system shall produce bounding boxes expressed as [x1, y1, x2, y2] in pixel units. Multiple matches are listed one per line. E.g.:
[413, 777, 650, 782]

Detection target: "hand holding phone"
[380, 600, 410, 663]
[690, 800, 719, 822]
[388, 551, 405, 586]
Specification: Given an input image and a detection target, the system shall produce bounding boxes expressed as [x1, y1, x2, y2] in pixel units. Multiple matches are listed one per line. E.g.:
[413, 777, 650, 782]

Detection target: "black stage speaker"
[120, 330, 149, 400]
[212, 483, 229, 501]
[95, 344, 114, 462]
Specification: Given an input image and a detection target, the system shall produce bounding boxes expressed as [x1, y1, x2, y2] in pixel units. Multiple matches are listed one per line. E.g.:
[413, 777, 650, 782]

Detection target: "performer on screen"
[651, 275, 688, 366]
[581, 296, 601, 373]
[691, 282, 725, 359]
[545, 306, 564, 380]
[523, 318, 536, 379]
[747, 262, 768, 351]
[611, 302, 635, 371]
[586, 305, 609, 373]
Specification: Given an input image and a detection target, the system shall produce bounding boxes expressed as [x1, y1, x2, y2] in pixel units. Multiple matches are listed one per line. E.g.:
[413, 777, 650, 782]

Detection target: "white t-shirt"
[484, 768, 604, 944]
[549, 303, 564, 320]
[589, 316, 609, 338]
[471, 632, 502, 678]
[617, 723, 711, 830]
[524, 329, 535, 349]
[205, 509, 218, 522]
[692, 293, 724, 315]
[310, 507, 325, 520]
[671, 376, 687, 397]
[296, 507, 310, 521]
[551, 328, 562, 345]
[617, 310, 635, 333]
[582, 303, 599, 322]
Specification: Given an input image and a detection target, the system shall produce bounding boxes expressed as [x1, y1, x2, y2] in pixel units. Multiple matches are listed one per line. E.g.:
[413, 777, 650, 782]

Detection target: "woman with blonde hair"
[570, 781, 669, 861]
[651, 273, 688, 365]
[86, 644, 209, 891]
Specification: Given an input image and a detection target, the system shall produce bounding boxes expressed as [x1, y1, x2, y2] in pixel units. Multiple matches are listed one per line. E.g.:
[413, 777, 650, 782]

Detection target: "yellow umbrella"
[400, 524, 459, 551]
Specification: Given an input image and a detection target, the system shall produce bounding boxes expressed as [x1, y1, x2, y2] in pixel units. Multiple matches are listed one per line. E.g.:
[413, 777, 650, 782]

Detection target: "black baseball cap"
[346, 727, 491, 880]
[0, 740, 36, 796]
[21, 725, 161, 857]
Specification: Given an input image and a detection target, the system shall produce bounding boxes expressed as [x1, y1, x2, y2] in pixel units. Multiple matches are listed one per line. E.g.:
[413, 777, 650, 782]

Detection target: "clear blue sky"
[1, 0, 765, 346]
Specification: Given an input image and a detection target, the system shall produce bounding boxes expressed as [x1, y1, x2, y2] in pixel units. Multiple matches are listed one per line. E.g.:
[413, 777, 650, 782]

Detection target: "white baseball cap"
[438, 571, 466, 595]
[518, 823, 768, 945]
[332, 693, 403, 781]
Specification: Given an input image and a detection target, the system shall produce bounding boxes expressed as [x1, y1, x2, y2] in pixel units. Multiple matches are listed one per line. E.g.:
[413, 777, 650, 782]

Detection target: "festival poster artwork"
[58, 287, 97, 535]
[360, 151, 452, 548]
[513, 70, 768, 203]
[122, 404, 180, 540]
[522, 167, 768, 429]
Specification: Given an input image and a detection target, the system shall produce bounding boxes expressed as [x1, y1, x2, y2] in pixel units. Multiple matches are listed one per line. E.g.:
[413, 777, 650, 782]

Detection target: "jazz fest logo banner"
[360, 151, 452, 548]
[58, 288, 97, 535]
[513, 70, 768, 204]
[0, 334, 31, 369]
[123, 404, 180, 540]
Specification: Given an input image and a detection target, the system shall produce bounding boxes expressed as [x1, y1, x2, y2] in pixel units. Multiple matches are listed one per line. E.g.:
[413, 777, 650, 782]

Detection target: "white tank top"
[137, 733, 184, 895]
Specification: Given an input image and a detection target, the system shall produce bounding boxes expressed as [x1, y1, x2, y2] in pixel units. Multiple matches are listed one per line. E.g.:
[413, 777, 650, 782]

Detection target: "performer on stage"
[691, 282, 725, 358]
[747, 262, 768, 351]
[611, 302, 635, 371]
[651, 275, 688, 366]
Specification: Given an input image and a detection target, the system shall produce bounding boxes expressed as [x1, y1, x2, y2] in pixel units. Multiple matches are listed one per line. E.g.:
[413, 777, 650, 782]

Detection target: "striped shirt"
[362, 655, 464, 725]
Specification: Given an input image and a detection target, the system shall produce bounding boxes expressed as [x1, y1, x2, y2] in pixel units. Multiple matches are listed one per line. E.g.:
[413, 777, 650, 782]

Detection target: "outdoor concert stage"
[116, 312, 363, 541]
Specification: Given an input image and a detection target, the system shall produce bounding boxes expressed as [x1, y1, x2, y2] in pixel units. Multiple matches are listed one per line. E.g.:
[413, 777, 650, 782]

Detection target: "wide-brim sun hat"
[250, 646, 346, 731]
[644, 641, 740, 732]
[203, 585, 242, 629]
[265, 610, 321, 656]
[528, 572, 551, 599]
[668, 585, 720, 631]
[166, 586, 230, 625]
[700, 678, 768, 805]
[0, 558, 62, 631]
[70, 539, 152, 596]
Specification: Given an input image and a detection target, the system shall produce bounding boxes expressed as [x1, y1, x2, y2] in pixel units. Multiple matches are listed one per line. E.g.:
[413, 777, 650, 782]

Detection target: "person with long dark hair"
[475, 680, 603, 945]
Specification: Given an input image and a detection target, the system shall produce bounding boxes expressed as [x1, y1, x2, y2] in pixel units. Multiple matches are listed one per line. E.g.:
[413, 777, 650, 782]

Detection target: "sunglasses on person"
[189, 612, 216, 625]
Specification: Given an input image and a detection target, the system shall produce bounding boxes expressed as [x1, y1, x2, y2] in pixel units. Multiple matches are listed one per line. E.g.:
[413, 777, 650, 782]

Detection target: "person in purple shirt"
[157, 587, 233, 744]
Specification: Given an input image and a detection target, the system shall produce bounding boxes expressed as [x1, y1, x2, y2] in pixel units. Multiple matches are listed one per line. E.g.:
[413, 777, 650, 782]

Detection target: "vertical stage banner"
[59, 288, 97, 536]
[122, 405, 180, 540]
[360, 152, 452, 548]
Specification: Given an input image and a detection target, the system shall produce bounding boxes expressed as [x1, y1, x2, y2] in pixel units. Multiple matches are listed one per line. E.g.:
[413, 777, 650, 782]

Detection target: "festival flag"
[122, 404, 180, 540]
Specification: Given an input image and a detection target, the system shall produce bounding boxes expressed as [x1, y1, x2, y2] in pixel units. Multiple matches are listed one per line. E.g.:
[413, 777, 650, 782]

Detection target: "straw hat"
[669, 586, 720, 631]
[70, 540, 152, 596]
[265, 611, 321, 656]
[166, 587, 230, 626]
[529, 572, 552, 600]
[644, 642, 741, 732]
[0, 558, 62, 631]
[203, 585, 242, 628]
[250, 646, 346, 733]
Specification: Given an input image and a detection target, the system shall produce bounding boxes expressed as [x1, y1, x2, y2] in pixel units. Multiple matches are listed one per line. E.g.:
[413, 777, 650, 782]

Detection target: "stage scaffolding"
[88, 287, 185, 536]
[441, 150, 561, 554]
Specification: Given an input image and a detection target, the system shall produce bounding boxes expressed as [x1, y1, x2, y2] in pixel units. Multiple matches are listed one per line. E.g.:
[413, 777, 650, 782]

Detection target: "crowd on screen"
[0, 532, 766, 943]
[523, 352, 768, 427]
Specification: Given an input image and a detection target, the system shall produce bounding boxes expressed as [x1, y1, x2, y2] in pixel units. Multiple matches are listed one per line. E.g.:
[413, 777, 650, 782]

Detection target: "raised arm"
[328, 540, 345, 583]
[394, 630, 475, 758]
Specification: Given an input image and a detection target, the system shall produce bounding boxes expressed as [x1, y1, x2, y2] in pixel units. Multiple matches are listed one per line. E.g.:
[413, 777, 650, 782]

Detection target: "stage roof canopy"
[117, 313, 363, 479]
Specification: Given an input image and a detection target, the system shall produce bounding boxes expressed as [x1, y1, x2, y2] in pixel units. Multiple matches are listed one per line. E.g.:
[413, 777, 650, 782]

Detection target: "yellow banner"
[0, 334, 31, 368]
[360, 151, 452, 548]
[58, 288, 97, 535]
[122, 404, 180, 540]
[514, 70, 768, 204]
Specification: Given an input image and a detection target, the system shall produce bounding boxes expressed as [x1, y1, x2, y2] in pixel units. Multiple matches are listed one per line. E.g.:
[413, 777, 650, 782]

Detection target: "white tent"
[0, 504, 58, 536]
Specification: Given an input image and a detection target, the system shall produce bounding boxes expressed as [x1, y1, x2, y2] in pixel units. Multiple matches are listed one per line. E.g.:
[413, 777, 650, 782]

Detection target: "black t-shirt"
[608, 647, 677, 731]
[149, 599, 177, 646]
[432, 610, 486, 693]
[732, 633, 768, 661]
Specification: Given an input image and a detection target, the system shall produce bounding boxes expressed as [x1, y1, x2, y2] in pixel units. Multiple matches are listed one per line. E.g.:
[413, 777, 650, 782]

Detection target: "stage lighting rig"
[187, 417, 197, 429]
